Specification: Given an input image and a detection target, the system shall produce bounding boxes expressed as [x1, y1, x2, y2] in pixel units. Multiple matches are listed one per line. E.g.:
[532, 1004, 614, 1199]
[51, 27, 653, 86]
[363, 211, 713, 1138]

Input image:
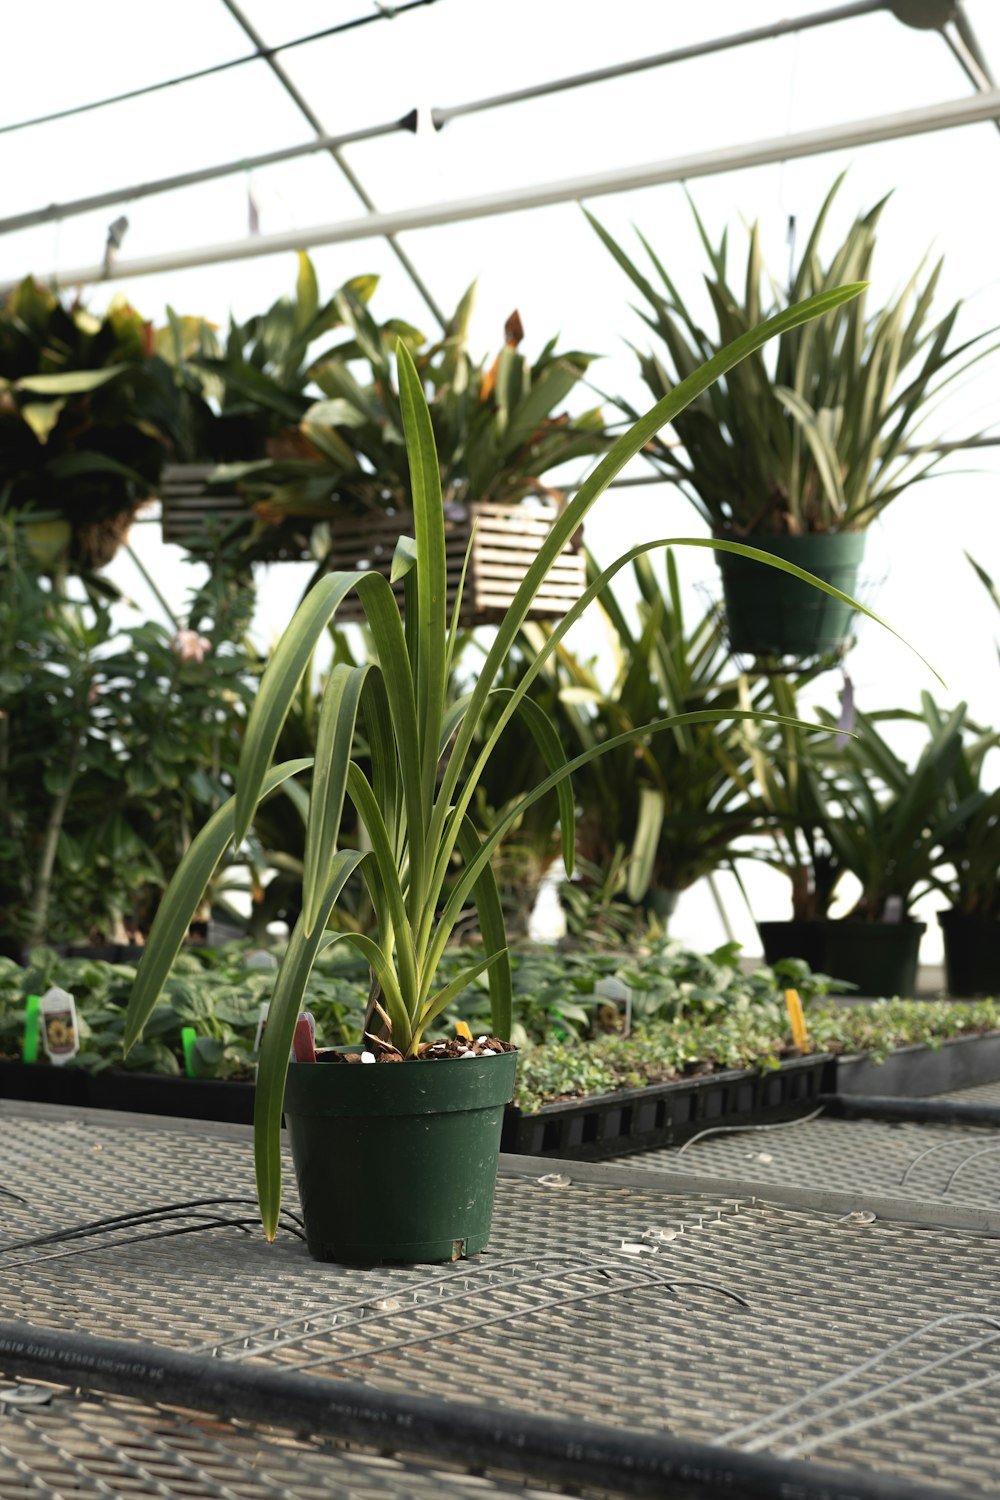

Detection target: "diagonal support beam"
[217, 0, 445, 330]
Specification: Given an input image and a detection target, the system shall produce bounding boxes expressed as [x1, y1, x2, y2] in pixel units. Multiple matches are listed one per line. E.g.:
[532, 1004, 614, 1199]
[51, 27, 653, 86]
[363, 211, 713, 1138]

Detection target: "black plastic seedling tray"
[501, 1054, 831, 1160]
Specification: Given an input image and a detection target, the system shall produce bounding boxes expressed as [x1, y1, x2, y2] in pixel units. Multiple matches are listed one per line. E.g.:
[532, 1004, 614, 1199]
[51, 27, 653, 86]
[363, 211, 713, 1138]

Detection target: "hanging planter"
[589, 178, 996, 666]
[283, 1048, 517, 1265]
[322, 500, 585, 627]
[160, 472, 587, 626]
[159, 464, 250, 547]
[716, 532, 867, 659]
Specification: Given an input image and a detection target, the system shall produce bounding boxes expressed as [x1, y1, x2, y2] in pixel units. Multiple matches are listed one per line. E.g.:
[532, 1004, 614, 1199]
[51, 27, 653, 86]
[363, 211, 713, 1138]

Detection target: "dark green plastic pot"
[283, 1049, 517, 1266]
[757, 920, 828, 974]
[822, 920, 925, 998]
[716, 531, 867, 658]
[939, 910, 1000, 998]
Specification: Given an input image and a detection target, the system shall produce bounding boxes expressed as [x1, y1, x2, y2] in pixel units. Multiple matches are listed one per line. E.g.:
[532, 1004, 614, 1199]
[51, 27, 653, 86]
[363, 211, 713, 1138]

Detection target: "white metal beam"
[0, 115, 416, 239]
[11, 87, 1000, 294]
[431, 0, 886, 129]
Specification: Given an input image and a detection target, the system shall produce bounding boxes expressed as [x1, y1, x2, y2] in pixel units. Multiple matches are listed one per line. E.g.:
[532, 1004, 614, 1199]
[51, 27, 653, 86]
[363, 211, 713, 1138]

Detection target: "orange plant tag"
[454, 1020, 473, 1041]
[784, 989, 809, 1052]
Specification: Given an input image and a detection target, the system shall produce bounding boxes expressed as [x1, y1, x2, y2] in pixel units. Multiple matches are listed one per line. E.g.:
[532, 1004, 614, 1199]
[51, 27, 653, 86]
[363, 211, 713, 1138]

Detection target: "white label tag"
[39, 987, 79, 1066]
[594, 977, 633, 1038]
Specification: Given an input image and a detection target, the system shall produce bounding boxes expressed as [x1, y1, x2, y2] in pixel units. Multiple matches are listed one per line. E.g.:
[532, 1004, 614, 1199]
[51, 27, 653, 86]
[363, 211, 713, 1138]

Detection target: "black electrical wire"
[0, 1318, 956, 1500]
[0, 1217, 307, 1273]
[0, 0, 438, 139]
[0, 1198, 303, 1255]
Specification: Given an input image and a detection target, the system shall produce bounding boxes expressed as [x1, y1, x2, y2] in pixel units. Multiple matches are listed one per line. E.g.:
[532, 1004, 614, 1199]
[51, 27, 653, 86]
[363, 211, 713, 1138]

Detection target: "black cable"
[0, 0, 438, 139]
[0, 1217, 308, 1273]
[0, 1318, 956, 1500]
[0, 1198, 303, 1255]
[822, 1094, 1000, 1127]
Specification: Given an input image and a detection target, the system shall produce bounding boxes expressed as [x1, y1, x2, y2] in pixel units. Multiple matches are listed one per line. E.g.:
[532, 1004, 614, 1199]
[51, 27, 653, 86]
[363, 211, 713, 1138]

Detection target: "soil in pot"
[283, 1037, 517, 1267]
[716, 532, 867, 658]
[939, 910, 1000, 999]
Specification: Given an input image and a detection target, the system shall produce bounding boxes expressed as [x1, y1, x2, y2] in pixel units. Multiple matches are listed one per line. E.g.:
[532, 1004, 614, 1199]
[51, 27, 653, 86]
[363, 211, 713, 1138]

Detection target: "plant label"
[39, 987, 79, 1066]
[594, 977, 633, 1038]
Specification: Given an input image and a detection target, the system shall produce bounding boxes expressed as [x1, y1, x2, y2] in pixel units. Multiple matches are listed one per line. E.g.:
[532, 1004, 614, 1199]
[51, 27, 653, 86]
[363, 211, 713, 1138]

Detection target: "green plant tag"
[22, 995, 41, 1064]
[181, 1026, 197, 1078]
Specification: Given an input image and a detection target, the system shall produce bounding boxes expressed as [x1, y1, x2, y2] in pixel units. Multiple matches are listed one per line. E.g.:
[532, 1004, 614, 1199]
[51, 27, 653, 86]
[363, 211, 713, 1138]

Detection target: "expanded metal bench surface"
[0, 1101, 998, 1498]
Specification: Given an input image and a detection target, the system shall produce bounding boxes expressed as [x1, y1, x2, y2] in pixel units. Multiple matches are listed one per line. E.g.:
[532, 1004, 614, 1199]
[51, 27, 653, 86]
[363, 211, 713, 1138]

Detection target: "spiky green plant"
[589, 175, 997, 536]
[123, 282, 933, 1238]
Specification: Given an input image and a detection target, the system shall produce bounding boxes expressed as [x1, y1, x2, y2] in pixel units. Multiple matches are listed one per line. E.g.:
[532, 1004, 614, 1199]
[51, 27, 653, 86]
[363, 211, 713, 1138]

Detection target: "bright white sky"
[3, 1, 1000, 963]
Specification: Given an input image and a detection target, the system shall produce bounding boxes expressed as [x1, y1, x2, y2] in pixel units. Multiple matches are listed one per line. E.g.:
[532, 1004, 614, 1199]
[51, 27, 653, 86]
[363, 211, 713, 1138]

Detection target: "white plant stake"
[39, 987, 79, 1066]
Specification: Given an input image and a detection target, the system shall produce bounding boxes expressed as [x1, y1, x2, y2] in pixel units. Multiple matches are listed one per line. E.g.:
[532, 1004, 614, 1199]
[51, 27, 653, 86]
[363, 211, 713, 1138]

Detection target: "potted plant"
[737, 675, 842, 971]
[159, 259, 605, 619]
[0, 517, 254, 958]
[748, 690, 969, 996]
[923, 689, 1000, 997]
[588, 176, 997, 659]
[524, 549, 767, 924]
[123, 281, 892, 1267]
[0, 277, 181, 574]
[196, 271, 604, 620]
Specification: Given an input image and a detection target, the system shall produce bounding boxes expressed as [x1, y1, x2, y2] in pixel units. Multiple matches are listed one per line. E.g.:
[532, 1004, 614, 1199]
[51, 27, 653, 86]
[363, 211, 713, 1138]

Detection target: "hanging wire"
[0, 0, 438, 139]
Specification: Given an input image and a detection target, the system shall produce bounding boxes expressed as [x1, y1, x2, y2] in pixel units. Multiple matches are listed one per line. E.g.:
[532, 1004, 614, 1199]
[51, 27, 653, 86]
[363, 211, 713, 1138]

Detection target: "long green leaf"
[431, 283, 870, 869]
[427, 708, 841, 984]
[16, 364, 128, 394]
[414, 951, 508, 1047]
[303, 663, 370, 932]
[490, 689, 576, 878]
[456, 816, 512, 1040]
[254, 849, 366, 1240]
[396, 341, 447, 819]
[234, 575, 359, 845]
[345, 763, 418, 1019]
[628, 785, 666, 903]
[124, 758, 313, 1053]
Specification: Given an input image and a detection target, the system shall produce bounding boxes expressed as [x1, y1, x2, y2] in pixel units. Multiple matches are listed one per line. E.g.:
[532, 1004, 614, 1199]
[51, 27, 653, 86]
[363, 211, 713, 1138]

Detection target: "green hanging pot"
[282, 1048, 518, 1266]
[716, 531, 867, 658]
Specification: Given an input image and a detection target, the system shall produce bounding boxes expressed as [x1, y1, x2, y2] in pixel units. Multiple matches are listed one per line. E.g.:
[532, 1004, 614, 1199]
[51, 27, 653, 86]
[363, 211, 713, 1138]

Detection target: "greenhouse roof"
[4, 0, 1000, 713]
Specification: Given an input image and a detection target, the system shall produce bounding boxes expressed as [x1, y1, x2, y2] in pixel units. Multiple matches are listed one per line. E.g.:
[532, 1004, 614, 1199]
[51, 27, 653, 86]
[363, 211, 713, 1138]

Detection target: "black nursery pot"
[282, 1049, 518, 1266]
[716, 532, 867, 658]
[757, 920, 829, 974]
[822, 920, 926, 999]
[939, 910, 1000, 999]
[758, 918, 925, 996]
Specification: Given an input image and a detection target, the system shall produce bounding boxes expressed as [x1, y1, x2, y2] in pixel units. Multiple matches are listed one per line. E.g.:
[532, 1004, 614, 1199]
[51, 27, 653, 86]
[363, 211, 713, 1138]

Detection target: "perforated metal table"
[0, 1099, 998, 1498]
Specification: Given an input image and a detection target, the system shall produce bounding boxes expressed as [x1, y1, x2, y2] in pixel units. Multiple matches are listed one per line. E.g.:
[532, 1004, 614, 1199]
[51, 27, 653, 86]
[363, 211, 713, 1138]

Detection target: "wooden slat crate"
[159, 464, 248, 545]
[159, 468, 585, 625]
[324, 502, 585, 626]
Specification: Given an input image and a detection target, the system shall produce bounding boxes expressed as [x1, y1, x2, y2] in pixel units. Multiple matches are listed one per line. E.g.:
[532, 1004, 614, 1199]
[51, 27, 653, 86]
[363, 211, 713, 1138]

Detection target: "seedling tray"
[833, 1031, 1000, 1098]
[501, 1054, 831, 1160]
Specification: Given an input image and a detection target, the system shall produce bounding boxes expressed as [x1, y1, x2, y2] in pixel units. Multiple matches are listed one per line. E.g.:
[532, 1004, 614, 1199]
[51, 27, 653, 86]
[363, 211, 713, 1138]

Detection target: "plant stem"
[124, 540, 180, 629]
[25, 753, 80, 949]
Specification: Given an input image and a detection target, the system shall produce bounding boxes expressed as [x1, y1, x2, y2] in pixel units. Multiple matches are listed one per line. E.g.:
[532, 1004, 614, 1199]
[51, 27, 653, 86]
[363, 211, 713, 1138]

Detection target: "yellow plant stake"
[784, 989, 809, 1053]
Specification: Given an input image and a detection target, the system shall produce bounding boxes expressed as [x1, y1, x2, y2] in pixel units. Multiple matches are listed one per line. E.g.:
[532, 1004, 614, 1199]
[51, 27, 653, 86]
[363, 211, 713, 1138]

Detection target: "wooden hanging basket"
[159, 465, 585, 625]
[159, 464, 250, 546]
[324, 501, 585, 626]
